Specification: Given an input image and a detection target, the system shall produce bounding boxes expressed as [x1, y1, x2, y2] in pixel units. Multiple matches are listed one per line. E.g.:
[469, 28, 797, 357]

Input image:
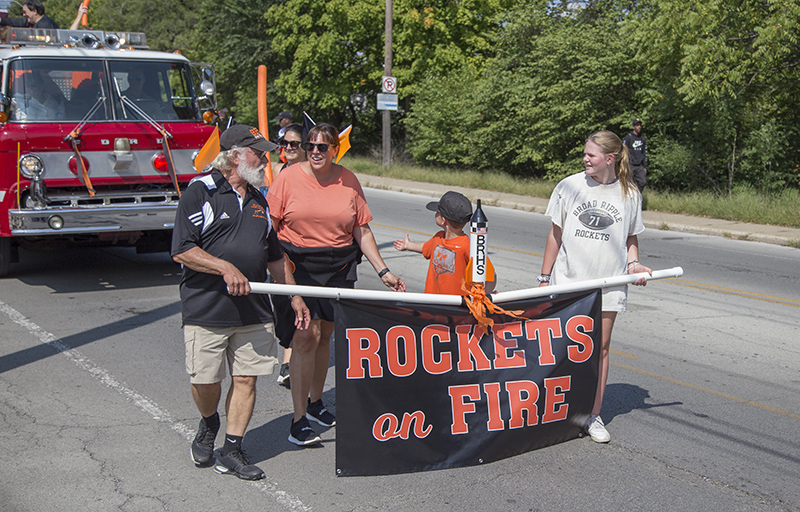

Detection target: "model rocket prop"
[466, 199, 495, 284]
[463, 199, 522, 336]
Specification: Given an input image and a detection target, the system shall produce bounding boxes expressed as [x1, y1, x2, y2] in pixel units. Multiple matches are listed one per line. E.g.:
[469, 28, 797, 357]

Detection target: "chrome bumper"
[9, 204, 177, 235]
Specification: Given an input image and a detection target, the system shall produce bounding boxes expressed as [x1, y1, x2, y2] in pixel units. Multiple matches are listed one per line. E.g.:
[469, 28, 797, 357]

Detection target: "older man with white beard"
[171, 124, 310, 481]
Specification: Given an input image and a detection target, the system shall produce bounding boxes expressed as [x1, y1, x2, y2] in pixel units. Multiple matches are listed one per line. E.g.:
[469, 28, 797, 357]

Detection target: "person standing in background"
[274, 111, 293, 141]
[623, 119, 648, 193]
[270, 123, 307, 389]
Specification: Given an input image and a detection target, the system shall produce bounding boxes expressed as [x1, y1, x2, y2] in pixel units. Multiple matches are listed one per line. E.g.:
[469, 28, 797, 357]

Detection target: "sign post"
[382, 0, 393, 167]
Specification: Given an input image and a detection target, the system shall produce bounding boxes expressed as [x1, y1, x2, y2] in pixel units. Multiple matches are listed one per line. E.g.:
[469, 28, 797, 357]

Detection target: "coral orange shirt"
[422, 232, 470, 295]
[266, 163, 373, 248]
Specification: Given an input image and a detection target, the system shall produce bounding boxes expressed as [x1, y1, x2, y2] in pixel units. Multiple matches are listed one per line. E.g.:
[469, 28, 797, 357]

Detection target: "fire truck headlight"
[19, 154, 45, 179]
[200, 80, 215, 97]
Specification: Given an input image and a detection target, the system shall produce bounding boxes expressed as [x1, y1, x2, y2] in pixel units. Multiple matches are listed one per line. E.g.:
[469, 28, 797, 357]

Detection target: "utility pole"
[382, 0, 393, 167]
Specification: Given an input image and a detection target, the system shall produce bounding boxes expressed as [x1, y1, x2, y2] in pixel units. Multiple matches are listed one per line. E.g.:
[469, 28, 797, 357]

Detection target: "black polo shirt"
[171, 169, 284, 327]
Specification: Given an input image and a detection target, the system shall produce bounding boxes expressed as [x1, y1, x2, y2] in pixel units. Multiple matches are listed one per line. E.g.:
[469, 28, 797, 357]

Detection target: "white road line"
[0, 300, 312, 512]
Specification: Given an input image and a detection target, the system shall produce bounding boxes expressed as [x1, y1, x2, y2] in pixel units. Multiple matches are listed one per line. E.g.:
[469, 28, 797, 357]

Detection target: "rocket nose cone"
[471, 199, 487, 223]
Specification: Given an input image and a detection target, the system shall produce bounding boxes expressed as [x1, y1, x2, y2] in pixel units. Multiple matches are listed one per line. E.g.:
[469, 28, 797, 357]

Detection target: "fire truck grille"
[45, 191, 181, 208]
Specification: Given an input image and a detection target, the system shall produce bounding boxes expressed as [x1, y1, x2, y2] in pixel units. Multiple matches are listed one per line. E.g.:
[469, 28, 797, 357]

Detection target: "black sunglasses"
[302, 142, 331, 153]
[279, 139, 301, 150]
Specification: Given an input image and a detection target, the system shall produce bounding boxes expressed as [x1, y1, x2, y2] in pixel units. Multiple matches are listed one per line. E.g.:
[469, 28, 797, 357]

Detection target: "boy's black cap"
[273, 111, 292, 121]
[220, 124, 278, 152]
[426, 191, 472, 223]
[632, 118, 642, 126]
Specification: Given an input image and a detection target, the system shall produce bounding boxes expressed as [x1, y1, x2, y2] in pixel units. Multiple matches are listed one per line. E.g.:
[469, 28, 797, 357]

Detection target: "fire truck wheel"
[0, 238, 11, 277]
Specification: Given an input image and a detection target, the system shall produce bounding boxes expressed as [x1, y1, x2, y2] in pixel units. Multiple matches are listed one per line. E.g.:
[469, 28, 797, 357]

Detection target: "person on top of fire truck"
[0, 0, 58, 29]
[69, 4, 89, 30]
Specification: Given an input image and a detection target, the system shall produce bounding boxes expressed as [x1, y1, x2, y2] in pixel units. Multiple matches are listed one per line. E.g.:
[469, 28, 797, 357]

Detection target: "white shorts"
[602, 285, 628, 312]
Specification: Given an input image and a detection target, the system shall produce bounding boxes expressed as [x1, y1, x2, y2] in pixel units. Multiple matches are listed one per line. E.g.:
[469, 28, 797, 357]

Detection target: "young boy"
[394, 191, 495, 295]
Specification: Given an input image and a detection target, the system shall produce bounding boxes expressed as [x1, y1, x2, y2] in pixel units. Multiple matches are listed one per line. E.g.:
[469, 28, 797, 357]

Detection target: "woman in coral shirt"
[267, 123, 405, 446]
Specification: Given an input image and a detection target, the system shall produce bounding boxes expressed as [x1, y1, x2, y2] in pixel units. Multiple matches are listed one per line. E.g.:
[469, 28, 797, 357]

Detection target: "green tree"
[637, 0, 800, 193]
[407, 0, 652, 177]
[265, 0, 516, 148]
[393, 0, 516, 97]
[191, 0, 280, 126]
[50, 0, 202, 54]
[266, 0, 385, 129]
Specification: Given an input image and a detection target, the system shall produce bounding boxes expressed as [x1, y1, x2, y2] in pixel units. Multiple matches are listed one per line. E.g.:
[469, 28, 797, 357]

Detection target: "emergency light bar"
[3, 28, 148, 49]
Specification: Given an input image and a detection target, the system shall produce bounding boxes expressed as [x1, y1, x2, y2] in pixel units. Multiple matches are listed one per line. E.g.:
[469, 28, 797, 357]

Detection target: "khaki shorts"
[184, 323, 279, 384]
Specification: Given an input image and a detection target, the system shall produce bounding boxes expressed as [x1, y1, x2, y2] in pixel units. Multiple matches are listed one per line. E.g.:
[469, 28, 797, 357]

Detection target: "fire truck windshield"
[7, 59, 200, 123]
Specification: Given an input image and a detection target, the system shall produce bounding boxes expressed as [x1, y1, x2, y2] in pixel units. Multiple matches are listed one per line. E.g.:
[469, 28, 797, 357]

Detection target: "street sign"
[377, 93, 398, 111]
[382, 76, 397, 94]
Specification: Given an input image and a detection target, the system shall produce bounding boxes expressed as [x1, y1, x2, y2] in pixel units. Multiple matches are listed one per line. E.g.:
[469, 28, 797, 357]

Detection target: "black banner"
[334, 290, 601, 476]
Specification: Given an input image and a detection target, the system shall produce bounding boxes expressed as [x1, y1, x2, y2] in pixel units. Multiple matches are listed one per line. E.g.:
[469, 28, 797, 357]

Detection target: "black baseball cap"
[274, 111, 292, 121]
[632, 118, 642, 126]
[426, 191, 472, 223]
[220, 124, 278, 152]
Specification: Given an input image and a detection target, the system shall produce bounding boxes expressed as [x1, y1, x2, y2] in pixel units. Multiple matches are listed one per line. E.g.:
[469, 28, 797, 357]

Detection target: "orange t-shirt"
[422, 232, 470, 295]
[266, 163, 373, 248]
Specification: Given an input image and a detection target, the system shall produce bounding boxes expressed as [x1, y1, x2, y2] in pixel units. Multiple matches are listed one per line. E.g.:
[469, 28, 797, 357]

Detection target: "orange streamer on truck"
[257, 64, 273, 185]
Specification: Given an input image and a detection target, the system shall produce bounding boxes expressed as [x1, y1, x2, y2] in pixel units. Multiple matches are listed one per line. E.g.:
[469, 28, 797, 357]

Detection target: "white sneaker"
[587, 415, 610, 443]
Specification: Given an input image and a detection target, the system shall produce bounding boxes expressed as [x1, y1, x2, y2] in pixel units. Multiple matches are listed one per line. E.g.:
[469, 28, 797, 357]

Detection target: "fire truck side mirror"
[0, 93, 7, 122]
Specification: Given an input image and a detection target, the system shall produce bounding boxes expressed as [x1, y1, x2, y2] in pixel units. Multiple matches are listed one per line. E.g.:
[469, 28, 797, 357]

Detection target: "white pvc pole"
[491, 266, 683, 303]
[248, 266, 683, 305]
[248, 283, 464, 305]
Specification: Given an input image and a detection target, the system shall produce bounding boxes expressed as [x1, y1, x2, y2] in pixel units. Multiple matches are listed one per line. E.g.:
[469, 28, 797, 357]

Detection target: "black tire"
[0, 238, 11, 277]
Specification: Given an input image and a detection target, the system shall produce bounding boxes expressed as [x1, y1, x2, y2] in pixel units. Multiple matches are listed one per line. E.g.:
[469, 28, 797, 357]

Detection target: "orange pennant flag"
[257, 65, 273, 185]
[336, 125, 352, 164]
[193, 127, 220, 172]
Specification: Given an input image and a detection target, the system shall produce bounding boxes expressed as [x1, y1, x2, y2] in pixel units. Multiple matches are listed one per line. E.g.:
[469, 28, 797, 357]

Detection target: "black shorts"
[294, 265, 355, 322]
[272, 261, 356, 348]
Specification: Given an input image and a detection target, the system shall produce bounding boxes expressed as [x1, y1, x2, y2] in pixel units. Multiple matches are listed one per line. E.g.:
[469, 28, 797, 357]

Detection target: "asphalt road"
[1, 187, 798, 511]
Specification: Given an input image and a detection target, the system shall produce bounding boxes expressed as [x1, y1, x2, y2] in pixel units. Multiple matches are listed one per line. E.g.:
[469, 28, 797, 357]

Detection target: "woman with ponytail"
[538, 130, 652, 443]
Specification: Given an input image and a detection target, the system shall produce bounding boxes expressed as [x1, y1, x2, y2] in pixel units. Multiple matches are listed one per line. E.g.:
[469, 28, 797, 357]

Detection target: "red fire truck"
[0, 27, 219, 276]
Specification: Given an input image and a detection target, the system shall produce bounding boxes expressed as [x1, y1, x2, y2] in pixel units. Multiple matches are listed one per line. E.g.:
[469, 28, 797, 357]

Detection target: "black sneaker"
[190, 418, 219, 466]
[277, 363, 290, 388]
[306, 398, 336, 427]
[288, 416, 322, 446]
[214, 449, 265, 480]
